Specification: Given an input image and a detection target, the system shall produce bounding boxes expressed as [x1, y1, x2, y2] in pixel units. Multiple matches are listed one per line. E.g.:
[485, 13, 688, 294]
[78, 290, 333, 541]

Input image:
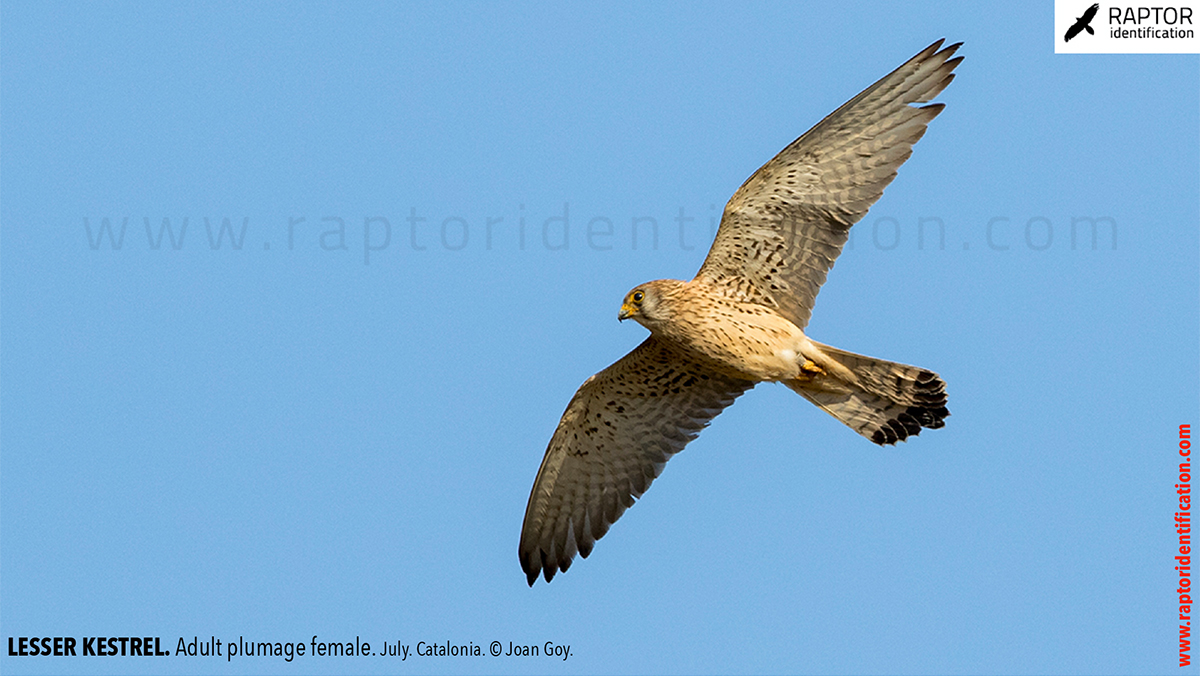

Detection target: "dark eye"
[632, 291, 644, 303]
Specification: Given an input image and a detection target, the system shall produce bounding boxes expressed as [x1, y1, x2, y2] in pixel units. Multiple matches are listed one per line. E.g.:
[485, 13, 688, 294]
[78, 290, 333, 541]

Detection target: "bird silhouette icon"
[1065, 3, 1100, 41]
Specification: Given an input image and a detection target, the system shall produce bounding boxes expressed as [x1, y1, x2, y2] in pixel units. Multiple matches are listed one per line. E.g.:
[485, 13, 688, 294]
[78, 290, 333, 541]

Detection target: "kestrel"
[520, 40, 961, 585]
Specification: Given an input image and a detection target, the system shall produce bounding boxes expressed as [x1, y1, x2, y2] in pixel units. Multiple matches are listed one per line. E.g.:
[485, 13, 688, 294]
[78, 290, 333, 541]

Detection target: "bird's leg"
[796, 359, 826, 381]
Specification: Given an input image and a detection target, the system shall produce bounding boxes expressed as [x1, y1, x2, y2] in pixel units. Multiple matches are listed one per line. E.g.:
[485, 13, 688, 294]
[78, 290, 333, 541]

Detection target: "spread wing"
[695, 40, 962, 330]
[519, 337, 754, 585]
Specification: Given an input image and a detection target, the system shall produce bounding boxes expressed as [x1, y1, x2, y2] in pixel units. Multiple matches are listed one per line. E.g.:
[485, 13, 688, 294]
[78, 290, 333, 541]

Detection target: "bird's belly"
[732, 342, 810, 381]
[666, 309, 811, 381]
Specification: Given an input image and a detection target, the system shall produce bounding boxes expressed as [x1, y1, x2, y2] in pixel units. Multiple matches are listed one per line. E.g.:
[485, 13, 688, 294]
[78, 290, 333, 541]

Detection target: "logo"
[1055, 1, 1200, 53]
[1064, 3, 1100, 41]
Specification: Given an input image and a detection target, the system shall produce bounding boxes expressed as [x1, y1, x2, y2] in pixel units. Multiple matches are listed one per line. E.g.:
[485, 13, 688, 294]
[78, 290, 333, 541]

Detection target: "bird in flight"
[1065, 3, 1100, 42]
[520, 40, 961, 586]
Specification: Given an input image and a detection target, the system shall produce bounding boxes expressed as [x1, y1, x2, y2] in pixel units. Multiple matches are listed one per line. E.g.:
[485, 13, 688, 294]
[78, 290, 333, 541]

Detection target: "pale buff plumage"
[520, 40, 961, 586]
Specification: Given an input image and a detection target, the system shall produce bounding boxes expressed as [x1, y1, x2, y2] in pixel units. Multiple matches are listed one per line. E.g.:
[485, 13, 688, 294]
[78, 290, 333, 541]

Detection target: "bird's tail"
[784, 342, 949, 445]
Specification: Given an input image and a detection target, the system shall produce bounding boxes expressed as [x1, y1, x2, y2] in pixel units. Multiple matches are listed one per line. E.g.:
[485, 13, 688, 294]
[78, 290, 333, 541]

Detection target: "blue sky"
[1, 2, 1196, 675]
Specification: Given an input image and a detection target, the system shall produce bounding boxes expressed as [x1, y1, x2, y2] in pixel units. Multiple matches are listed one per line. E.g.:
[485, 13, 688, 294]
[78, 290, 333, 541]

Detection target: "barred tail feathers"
[785, 343, 948, 445]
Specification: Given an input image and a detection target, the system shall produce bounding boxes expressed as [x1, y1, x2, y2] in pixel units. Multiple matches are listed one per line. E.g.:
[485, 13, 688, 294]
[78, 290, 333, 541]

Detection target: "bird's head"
[617, 280, 680, 329]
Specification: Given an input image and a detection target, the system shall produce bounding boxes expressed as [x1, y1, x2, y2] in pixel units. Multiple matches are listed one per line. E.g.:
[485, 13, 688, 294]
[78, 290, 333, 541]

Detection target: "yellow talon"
[800, 359, 825, 377]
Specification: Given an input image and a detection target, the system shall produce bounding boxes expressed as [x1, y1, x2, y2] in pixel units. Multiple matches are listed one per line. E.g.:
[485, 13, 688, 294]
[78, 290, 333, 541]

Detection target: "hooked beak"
[618, 304, 634, 321]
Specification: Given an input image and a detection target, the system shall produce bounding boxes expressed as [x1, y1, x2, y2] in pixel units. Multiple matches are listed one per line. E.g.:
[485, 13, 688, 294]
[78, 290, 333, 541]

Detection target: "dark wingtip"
[521, 552, 538, 587]
[924, 39, 963, 59]
[520, 546, 546, 587]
